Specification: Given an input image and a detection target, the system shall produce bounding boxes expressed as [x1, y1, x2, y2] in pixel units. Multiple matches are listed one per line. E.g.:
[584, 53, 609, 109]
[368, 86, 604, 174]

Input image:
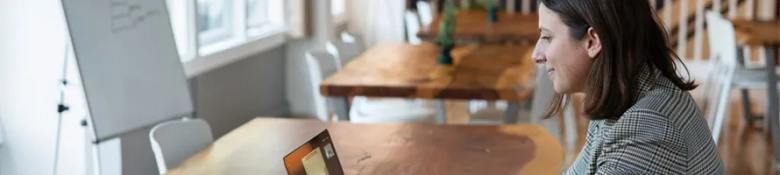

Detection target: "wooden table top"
[166, 118, 565, 175]
[320, 42, 537, 102]
[729, 18, 780, 46]
[417, 11, 540, 44]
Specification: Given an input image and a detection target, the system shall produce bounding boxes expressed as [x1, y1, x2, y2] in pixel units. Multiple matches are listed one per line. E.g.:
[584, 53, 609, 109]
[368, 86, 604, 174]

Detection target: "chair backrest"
[325, 41, 343, 69]
[305, 51, 340, 120]
[404, 10, 423, 45]
[705, 11, 739, 67]
[416, 1, 434, 25]
[703, 11, 741, 132]
[326, 40, 364, 69]
[340, 31, 367, 51]
[149, 118, 213, 174]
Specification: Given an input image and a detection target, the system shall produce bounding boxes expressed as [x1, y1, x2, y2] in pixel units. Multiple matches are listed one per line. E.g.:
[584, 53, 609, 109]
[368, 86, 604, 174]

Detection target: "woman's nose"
[531, 45, 546, 63]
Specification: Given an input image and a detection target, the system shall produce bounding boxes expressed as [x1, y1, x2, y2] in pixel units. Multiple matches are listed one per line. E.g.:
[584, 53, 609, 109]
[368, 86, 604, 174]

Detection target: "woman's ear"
[585, 27, 602, 58]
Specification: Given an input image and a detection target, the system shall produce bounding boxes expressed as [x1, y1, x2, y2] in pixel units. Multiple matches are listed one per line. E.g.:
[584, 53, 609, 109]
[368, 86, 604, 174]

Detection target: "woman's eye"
[540, 36, 552, 41]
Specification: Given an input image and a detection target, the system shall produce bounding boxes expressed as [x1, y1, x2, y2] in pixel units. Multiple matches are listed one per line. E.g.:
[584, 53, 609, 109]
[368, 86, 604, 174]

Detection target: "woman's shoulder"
[612, 74, 703, 132]
[626, 72, 701, 118]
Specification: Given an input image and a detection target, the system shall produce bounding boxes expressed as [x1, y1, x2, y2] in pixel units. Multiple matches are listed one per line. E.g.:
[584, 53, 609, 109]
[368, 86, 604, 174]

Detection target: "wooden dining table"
[728, 17, 780, 164]
[165, 117, 565, 175]
[417, 10, 540, 44]
[319, 42, 537, 123]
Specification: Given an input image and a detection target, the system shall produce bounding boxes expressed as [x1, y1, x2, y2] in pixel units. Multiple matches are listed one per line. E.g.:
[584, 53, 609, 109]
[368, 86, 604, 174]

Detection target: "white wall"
[0, 0, 88, 175]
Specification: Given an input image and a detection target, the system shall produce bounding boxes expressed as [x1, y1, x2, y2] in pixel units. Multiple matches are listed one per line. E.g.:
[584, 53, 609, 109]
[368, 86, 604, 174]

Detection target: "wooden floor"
[441, 86, 778, 174]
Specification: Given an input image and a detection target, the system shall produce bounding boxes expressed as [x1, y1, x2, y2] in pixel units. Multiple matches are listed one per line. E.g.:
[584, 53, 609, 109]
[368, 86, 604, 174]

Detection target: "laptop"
[283, 129, 345, 175]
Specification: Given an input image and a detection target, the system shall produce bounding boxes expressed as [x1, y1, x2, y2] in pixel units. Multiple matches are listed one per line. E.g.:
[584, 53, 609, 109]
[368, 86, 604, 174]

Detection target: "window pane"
[197, 0, 232, 45]
[331, 0, 345, 16]
[197, 0, 228, 32]
[246, 0, 269, 28]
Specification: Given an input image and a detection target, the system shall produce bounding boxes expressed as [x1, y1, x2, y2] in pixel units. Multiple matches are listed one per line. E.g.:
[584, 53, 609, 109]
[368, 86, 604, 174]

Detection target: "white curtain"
[347, 0, 407, 48]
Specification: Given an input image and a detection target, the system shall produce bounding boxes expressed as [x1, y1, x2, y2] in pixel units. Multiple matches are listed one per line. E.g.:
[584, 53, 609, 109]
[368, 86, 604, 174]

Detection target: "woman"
[532, 0, 726, 174]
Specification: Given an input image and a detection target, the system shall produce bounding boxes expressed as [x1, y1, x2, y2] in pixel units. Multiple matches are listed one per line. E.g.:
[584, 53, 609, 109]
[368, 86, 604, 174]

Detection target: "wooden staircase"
[661, 0, 744, 47]
[656, 0, 776, 60]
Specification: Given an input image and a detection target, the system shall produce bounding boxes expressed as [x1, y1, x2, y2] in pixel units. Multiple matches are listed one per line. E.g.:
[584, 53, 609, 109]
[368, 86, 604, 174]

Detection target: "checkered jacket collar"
[633, 65, 667, 100]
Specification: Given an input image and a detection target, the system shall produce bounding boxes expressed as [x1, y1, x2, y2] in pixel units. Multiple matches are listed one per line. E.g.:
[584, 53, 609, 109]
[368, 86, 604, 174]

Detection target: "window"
[246, 0, 269, 28]
[331, 0, 347, 25]
[197, 0, 233, 45]
[165, 0, 287, 76]
[331, 0, 346, 16]
[247, 0, 284, 36]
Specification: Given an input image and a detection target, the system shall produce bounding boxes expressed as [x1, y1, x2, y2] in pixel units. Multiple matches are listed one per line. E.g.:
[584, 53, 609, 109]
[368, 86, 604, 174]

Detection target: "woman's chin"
[552, 84, 572, 94]
[552, 84, 563, 94]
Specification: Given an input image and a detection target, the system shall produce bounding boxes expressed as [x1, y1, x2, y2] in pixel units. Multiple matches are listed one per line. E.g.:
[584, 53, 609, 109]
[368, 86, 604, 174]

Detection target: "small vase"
[438, 46, 454, 65]
[487, 7, 498, 22]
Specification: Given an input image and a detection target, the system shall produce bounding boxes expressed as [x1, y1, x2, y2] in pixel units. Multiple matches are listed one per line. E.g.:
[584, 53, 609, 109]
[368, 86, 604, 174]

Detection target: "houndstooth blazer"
[564, 68, 726, 175]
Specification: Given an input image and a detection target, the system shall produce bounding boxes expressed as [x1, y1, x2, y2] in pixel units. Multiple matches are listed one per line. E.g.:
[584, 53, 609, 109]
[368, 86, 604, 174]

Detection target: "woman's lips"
[547, 69, 555, 79]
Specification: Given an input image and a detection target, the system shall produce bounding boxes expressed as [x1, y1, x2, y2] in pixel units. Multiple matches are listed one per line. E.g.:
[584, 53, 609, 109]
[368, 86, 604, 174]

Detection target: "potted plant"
[483, 0, 499, 22]
[437, 0, 457, 65]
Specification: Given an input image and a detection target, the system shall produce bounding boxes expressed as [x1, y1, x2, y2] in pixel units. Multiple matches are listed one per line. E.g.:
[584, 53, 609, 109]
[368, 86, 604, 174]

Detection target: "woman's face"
[533, 3, 600, 94]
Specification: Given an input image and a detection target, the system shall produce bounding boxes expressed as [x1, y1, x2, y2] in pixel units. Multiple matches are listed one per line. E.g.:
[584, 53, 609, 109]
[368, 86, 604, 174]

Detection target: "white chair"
[150, 118, 213, 175]
[325, 40, 363, 68]
[416, 1, 434, 26]
[306, 51, 341, 121]
[340, 31, 366, 51]
[703, 11, 780, 144]
[404, 10, 423, 45]
[305, 51, 438, 123]
[349, 96, 439, 123]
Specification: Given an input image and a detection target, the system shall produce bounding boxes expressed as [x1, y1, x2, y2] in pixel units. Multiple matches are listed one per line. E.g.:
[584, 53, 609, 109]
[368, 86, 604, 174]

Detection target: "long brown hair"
[540, 0, 697, 120]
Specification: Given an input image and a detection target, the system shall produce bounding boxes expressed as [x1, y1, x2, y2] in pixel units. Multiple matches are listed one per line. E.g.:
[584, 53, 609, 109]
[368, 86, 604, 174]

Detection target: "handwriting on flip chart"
[111, 0, 159, 34]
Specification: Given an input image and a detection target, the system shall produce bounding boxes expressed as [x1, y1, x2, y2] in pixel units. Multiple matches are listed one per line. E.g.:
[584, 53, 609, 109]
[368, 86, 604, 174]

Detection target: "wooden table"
[729, 18, 780, 164]
[417, 11, 540, 44]
[166, 118, 565, 175]
[320, 42, 537, 123]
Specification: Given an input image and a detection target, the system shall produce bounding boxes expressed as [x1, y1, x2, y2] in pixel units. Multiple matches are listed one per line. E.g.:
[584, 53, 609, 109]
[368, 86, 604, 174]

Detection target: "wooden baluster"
[506, 0, 516, 13]
[521, 0, 531, 14]
[664, 0, 673, 30]
[677, 0, 689, 58]
[744, 0, 757, 65]
[713, 0, 721, 15]
[728, 0, 738, 17]
[694, 0, 706, 61]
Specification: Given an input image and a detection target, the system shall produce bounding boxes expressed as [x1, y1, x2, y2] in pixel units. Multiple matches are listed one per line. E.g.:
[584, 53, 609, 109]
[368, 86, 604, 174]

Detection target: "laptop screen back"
[283, 129, 344, 175]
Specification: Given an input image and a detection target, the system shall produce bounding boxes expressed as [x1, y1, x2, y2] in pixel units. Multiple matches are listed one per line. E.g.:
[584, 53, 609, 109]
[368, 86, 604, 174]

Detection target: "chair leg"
[740, 88, 758, 123]
[711, 80, 732, 144]
[435, 99, 447, 125]
[700, 71, 714, 109]
[503, 102, 520, 124]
